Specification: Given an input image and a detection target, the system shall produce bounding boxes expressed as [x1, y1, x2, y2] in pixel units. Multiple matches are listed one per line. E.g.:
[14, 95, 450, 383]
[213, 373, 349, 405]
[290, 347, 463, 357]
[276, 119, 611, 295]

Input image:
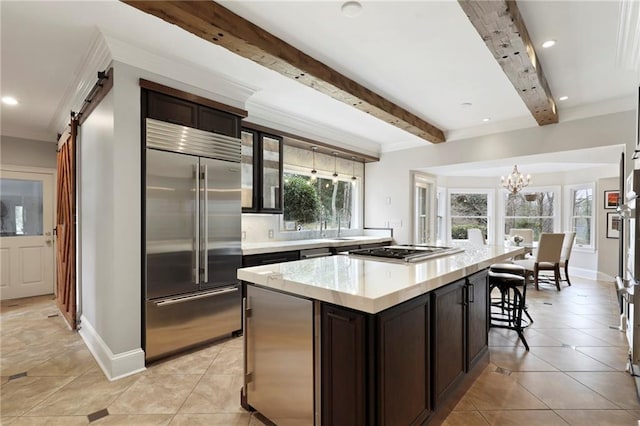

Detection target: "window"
[566, 183, 595, 249]
[502, 188, 559, 241]
[0, 178, 44, 237]
[281, 144, 363, 233]
[412, 173, 436, 244]
[448, 190, 492, 242]
[436, 187, 445, 242]
[282, 170, 360, 231]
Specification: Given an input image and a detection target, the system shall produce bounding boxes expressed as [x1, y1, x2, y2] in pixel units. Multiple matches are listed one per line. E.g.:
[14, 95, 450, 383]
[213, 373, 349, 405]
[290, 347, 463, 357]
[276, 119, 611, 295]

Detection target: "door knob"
[45, 240, 52, 245]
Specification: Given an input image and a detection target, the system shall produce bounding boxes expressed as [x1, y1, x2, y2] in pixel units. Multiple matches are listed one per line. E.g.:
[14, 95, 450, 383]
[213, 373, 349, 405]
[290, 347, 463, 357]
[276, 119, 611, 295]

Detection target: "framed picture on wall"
[606, 212, 621, 239]
[604, 190, 620, 209]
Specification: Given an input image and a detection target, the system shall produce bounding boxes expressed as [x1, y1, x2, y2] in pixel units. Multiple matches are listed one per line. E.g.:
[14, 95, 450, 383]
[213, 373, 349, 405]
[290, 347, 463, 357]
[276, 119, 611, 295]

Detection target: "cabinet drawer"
[242, 250, 300, 267]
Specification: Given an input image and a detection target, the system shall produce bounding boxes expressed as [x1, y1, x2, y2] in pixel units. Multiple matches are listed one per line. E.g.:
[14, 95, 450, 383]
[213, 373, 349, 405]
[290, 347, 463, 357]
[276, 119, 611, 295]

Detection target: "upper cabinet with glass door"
[241, 128, 283, 213]
[241, 130, 257, 211]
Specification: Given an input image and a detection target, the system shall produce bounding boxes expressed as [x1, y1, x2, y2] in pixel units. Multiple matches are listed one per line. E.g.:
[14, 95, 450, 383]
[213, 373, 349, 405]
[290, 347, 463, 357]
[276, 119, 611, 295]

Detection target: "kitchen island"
[238, 244, 522, 425]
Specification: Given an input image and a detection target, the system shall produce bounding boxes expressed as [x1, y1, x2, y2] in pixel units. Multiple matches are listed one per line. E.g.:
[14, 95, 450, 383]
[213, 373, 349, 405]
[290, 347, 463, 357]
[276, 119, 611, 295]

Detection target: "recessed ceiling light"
[1, 96, 18, 106]
[541, 40, 556, 48]
[558, 96, 569, 101]
[482, 118, 491, 122]
[341, 1, 362, 18]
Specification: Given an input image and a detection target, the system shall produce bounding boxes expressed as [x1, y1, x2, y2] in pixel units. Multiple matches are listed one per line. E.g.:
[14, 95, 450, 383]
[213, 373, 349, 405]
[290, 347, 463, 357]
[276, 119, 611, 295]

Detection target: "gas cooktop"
[348, 245, 464, 263]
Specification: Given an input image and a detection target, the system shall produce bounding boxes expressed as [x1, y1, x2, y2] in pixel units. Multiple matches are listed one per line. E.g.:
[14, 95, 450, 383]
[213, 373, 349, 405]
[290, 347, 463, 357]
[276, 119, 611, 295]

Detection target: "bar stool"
[488, 263, 531, 351]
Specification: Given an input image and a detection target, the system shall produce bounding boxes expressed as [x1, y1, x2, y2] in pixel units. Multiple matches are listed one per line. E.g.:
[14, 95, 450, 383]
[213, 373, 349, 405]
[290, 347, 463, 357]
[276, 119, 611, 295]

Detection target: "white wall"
[75, 59, 256, 379]
[78, 86, 144, 379]
[597, 177, 620, 279]
[366, 112, 634, 278]
[0, 136, 56, 169]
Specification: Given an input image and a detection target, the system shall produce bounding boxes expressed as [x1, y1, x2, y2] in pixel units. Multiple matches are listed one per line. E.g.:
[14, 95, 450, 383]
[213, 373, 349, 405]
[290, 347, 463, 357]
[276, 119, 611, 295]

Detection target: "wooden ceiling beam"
[458, 0, 558, 125]
[122, 1, 446, 143]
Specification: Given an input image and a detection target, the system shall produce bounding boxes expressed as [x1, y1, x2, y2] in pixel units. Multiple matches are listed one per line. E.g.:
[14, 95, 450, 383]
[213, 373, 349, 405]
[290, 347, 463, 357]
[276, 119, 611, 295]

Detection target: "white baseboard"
[596, 271, 616, 282]
[78, 315, 145, 381]
[568, 266, 599, 280]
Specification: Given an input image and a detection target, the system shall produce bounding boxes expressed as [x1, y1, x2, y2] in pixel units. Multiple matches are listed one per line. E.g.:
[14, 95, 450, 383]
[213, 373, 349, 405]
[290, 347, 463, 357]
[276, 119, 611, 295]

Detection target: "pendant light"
[310, 146, 318, 182]
[332, 152, 339, 185]
[351, 156, 357, 184]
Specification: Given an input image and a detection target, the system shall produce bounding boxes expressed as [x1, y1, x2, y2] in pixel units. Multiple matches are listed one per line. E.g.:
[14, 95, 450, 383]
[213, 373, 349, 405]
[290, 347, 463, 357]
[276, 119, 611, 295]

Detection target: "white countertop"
[238, 244, 524, 313]
[241, 236, 393, 255]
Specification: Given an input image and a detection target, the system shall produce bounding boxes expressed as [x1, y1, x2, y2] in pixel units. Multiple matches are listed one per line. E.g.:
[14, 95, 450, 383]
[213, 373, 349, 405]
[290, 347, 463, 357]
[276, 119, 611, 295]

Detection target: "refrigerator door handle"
[203, 163, 209, 284]
[155, 287, 239, 307]
[194, 162, 200, 285]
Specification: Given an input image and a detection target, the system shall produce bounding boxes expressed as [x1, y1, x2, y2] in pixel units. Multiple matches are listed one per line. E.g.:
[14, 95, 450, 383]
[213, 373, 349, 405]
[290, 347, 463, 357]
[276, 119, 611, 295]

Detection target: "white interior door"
[0, 168, 55, 300]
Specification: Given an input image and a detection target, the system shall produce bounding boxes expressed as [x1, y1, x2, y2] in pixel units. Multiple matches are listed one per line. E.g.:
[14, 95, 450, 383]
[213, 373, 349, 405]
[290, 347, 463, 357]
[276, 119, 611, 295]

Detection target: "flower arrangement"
[511, 235, 524, 246]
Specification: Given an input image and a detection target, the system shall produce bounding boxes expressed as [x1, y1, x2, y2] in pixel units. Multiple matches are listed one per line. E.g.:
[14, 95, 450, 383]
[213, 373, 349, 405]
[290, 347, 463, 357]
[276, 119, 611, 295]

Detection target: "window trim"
[436, 186, 446, 244]
[564, 182, 596, 252]
[411, 172, 436, 245]
[447, 188, 495, 244]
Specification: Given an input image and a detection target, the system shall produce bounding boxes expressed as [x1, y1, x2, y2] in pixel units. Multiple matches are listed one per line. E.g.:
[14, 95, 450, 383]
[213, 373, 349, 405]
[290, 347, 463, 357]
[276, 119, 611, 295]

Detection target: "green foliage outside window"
[283, 172, 355, 230]
[504, 192, 555, 241]
[450, 193, 488, 240]
[283, 176, 321, 224]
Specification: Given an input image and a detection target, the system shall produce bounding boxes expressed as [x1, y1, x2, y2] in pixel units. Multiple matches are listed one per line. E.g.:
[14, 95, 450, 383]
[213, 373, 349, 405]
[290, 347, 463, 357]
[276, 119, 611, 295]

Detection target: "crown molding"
[446, 95, 636, 144]
[245, 100, 381, 158]
[616, 0, 640, 75]
[103, 34, 257, 110]
[49, 30, 112, 136]
[379, 139, 435, 153]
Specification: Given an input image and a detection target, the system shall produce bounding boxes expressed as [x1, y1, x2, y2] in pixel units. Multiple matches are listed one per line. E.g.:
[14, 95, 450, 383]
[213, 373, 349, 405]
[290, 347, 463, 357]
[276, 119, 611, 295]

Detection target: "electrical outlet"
[386, 196, 391, 205]
[268, 229, 274, 239]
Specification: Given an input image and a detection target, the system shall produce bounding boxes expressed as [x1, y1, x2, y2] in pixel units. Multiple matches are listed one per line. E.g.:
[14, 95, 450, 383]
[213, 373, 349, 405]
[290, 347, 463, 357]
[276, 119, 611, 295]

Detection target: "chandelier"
[501, 165, 531, 194]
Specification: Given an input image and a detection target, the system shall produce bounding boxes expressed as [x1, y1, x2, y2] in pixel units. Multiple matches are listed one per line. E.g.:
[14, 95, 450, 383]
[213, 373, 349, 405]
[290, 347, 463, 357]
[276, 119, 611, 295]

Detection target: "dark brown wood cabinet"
[147, 91, 197, 128]
[321, 304, 368, 426]
[321, 293, 432, 426]
[241, 128, 283, 213]
[242, 250, 299, 267]
[432, 278, 466, 407]
[377, 294, 431, 425]
[144, 90, 241, 138]
[198, 105, 240, 137]
[466, 270, 489, 371]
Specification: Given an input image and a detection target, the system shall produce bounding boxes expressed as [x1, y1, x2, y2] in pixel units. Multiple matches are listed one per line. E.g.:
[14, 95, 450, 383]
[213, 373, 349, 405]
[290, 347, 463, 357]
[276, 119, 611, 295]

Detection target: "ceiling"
[1, 1, 638, 176]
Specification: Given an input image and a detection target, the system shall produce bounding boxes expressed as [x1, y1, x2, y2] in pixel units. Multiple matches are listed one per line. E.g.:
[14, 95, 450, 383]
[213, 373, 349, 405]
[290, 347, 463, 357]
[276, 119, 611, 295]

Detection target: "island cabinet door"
[376, 293, 432, 426]
[466, 269, 489, 371]
[321, 304, 369, 426]
[432, 279, 466, 408]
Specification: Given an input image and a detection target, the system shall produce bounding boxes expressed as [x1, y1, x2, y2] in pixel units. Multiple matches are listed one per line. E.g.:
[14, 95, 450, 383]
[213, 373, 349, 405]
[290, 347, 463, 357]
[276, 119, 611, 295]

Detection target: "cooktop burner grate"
[348, 245, 463, 262]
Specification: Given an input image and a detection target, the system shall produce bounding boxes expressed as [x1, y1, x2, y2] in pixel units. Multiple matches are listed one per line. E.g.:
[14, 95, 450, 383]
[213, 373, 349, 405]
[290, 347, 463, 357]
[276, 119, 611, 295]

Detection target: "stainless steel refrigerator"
[144, 118, 242, 362]
[619, 167, 640, 366]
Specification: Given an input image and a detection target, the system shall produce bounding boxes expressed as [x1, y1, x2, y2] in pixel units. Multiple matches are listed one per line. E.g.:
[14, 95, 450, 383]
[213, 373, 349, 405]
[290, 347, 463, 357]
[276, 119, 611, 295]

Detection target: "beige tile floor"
[1, 275, 640, 425]
[445, 276, 640, 426]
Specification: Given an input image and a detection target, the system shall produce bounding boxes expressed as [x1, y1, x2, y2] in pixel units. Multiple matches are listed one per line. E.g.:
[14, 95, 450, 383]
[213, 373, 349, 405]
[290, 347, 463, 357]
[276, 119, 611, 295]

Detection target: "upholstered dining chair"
[560, 232, 576, 286]
[509, 228, 534, 245]
[513, 233, 565, 291]
[467, 228, 486, 246]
